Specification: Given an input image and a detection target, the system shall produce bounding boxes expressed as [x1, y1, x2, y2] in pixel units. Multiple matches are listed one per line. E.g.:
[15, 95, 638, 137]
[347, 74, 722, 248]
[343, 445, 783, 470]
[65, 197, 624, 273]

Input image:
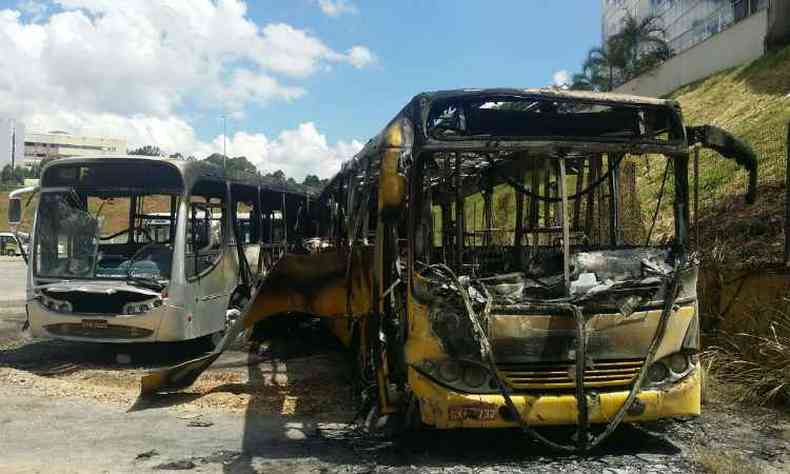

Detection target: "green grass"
[667, 45, 790, 208]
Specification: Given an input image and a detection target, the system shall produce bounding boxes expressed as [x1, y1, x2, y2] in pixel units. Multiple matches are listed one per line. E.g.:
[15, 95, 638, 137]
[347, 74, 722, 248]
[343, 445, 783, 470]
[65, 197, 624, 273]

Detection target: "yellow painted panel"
[409, 366, 700, 429]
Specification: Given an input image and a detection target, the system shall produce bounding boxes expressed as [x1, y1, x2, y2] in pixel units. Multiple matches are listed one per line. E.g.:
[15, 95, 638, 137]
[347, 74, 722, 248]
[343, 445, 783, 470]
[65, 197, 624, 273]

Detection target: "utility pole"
[221, 113, 227, 171]
[10, 123, 15, 171]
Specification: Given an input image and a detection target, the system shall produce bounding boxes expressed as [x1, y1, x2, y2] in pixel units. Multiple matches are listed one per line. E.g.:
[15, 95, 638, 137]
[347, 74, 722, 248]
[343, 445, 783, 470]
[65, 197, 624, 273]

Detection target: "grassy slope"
[669, 45, 790, 199]
[668, 46, 790, 406]
[635, 45, 790, 265]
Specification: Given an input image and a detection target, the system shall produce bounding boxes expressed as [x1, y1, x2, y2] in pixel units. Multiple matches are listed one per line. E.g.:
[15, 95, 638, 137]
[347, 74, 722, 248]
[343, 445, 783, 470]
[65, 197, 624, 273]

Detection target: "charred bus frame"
[314, 89, 757, 450]
[140, 89, 757, 452]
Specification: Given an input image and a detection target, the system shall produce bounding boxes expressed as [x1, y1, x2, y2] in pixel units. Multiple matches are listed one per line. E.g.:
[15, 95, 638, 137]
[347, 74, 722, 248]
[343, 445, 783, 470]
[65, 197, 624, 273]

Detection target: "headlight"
[438, 360, 461, 382]
[421, 359, 494, 393]
[646, 361, 669, 384]
[462, 364, 488, 387]
[668, 353, 688, 374]
[644, 353, 695, 387]
[38, 294, 72, 313]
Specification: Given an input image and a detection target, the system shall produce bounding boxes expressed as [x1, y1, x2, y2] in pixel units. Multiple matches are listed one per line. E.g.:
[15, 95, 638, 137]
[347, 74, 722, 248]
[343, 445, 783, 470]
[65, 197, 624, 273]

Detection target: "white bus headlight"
[38, 294, 72, 313]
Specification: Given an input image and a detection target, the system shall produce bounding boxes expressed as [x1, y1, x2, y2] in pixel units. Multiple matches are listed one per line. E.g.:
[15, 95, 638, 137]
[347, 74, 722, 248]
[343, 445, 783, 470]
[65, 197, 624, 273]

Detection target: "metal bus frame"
[8, 155, 315, 345]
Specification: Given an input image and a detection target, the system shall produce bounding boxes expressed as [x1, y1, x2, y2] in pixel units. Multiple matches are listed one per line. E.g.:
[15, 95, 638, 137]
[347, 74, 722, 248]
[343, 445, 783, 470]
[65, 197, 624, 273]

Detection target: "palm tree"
[611, 13, 671, 81]
[570, 62, 607, 91]
[581, 39, 627, 91]
[570, 12, 672, 92]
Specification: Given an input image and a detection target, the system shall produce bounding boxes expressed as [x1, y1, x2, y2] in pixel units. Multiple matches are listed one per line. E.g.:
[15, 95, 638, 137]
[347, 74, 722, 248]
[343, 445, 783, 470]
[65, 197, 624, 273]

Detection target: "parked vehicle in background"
[0, 231, 29, 256]
[7, 155, 314, 346]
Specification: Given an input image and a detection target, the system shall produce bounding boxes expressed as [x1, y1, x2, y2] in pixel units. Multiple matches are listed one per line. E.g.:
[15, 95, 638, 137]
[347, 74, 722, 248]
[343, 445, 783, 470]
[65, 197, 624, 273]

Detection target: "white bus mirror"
[8, 198, 22, 226]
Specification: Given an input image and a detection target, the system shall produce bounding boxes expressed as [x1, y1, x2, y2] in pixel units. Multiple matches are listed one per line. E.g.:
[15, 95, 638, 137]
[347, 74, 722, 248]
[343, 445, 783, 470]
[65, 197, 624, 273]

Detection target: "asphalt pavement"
[0, 256, 27, 307]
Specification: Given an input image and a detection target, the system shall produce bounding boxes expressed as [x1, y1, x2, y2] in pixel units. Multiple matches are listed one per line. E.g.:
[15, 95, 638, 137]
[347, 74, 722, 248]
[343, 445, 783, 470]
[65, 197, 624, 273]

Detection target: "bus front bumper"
[409, 366, 701, 429]
[27, 300, 187, 343]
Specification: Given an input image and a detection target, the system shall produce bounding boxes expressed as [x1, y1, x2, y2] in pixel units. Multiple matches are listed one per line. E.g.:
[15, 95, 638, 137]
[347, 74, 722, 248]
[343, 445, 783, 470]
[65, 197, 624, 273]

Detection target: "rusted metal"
[558, 157, 570, 295]
[694, 147, 700, 249]
[139, 89, 765, 454]
[572, 157, 585, 231]
[608, 154, 621, 246]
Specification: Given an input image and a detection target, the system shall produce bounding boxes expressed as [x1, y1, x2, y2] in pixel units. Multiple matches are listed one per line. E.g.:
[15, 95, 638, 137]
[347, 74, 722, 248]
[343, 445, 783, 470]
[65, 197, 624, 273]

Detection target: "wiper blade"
[126, 275, 165, 291]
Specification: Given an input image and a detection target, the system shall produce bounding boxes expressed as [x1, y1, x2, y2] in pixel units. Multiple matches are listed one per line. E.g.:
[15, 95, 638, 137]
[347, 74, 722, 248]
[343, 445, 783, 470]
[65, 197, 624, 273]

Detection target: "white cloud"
[24, 109, 359, 179]
[208, 123, 363, 180]
[553, 70, 571, 88]
[316, 0, 358, 17]
[346, 45, 375, 68]
[0, 1, 373, 178]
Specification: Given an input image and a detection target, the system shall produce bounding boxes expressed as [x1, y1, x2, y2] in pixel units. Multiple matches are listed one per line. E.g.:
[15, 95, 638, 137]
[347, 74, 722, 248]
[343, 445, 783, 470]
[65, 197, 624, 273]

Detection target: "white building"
[0, 119, 26, 169]
[23, 131, 126, 166]
[604, 0, 790, 97]
[602, 0, 772, 54]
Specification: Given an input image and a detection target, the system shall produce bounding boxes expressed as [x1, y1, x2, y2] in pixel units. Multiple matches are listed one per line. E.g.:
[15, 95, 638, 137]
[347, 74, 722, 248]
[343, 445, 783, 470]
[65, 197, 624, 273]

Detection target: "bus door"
[187, 193, 230, 336]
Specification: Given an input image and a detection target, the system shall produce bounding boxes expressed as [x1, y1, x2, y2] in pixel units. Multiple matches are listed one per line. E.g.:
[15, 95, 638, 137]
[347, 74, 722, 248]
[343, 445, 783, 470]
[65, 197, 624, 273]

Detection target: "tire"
[5, 250, 14, 257]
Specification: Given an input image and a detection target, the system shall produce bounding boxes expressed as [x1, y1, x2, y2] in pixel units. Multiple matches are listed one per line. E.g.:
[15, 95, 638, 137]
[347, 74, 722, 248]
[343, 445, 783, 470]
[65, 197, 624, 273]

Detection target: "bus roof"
[40, 155, 317, 197]
[321, 88, 687, 197]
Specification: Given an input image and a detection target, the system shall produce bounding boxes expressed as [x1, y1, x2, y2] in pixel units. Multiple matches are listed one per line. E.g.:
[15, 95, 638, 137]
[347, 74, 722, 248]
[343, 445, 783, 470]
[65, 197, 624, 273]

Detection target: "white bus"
[8, 155, 315, 346]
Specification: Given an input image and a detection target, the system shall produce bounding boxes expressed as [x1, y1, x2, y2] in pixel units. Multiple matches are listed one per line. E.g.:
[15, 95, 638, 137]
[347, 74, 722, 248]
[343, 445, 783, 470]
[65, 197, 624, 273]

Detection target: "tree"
[1, 164, 25, 184]
[302, 174, 322, 188]
[571, 63, 609, 91]
[570, 13, 671, 92]
[1, 164, 14, 183]
[265, 169, 286, 182]
[581, 40, 627, 91]
[611, 13, 670, 81]
[203, 154, 258, 178]
[128, 145, 163, 156]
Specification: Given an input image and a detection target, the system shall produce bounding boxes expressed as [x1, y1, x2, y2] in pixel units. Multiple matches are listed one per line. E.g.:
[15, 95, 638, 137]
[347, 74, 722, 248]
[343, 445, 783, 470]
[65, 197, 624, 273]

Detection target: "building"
[604, 0, 790, 97]
[23, 131, 126, 166]
[0, 119, 26, 169]
[602, 0, 770, 54]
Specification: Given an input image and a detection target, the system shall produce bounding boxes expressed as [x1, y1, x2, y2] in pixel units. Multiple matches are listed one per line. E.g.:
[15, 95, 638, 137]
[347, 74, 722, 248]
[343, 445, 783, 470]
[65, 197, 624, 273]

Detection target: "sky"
[0, 0, 601, 179]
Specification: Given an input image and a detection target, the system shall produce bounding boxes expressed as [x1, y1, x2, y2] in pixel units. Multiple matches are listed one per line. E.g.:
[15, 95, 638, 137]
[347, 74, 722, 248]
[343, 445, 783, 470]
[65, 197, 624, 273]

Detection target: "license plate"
[448, 404, 498, 421]
[82, 319, 108, 329]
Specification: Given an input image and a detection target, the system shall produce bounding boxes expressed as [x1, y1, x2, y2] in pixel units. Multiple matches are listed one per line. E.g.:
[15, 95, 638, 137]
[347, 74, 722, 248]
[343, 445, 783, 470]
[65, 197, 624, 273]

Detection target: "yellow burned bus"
[144, 89, 757, 451]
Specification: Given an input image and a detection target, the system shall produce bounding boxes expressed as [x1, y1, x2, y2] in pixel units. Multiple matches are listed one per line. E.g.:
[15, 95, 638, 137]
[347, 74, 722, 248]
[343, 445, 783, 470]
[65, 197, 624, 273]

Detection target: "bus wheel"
[6, 249, 15, 257]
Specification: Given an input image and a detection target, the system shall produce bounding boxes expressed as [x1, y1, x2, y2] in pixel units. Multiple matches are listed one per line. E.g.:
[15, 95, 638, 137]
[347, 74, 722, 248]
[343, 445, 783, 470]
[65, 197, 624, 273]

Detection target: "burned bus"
[142, 89, 757, 451]
[8, 155, 314, 346]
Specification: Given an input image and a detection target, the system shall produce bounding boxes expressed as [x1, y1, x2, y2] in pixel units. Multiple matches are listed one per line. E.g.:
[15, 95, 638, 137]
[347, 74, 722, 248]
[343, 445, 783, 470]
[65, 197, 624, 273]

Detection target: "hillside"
[663, 45, 790, 266]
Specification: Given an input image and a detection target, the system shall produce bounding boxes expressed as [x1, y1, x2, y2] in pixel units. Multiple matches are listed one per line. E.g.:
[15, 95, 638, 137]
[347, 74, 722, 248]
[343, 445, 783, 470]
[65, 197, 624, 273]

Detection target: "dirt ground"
[1, 308, 789, 473]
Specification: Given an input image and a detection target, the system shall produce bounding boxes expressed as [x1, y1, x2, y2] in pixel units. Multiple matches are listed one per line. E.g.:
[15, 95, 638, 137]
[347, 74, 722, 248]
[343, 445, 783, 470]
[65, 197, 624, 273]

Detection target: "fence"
[687, 121, 788, 262]
[694, 121, 790, 331]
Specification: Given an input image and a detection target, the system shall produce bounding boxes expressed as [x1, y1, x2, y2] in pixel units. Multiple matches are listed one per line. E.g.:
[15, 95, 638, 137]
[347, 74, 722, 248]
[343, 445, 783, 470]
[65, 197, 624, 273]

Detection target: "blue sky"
[0, 0, 602, 178]
[222, 1, 602, 140]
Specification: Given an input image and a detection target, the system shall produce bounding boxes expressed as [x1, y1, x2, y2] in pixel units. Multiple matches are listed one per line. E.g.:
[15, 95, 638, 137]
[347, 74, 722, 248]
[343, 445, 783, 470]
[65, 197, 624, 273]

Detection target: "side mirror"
[8, 197, 22, 226]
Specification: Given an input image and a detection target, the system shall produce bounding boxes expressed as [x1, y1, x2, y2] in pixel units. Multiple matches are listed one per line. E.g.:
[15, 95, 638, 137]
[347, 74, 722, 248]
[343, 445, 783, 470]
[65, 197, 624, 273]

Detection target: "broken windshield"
[34, 191, 101, 279]
[412, 149, 683, 307]
[33, 190, 178, 283]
